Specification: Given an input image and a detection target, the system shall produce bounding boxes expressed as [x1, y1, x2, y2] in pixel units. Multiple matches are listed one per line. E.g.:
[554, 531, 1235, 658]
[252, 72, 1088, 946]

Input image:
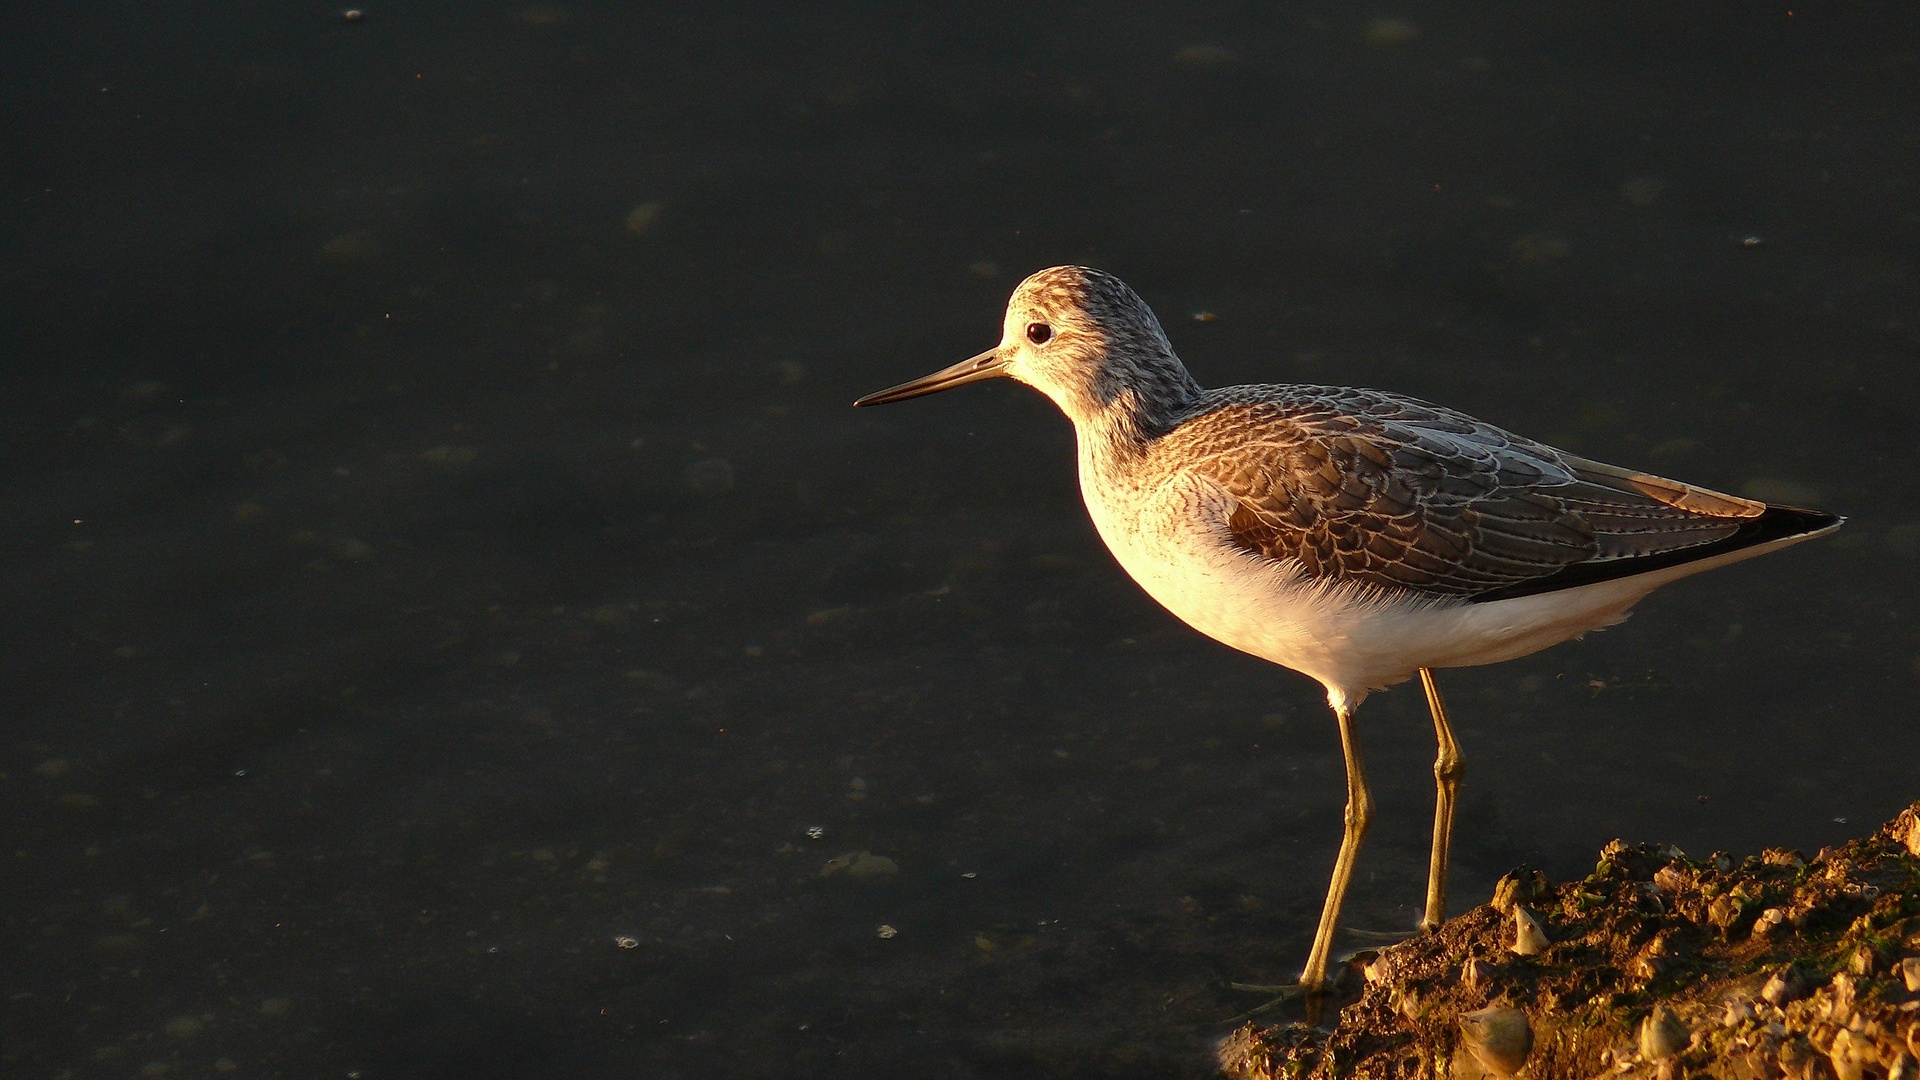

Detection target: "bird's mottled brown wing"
[1170, 386, 1763, 599]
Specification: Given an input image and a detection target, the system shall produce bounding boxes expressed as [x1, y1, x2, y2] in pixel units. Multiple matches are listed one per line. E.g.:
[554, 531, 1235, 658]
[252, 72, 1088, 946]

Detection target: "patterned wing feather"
[1174, 387, 1762, 600]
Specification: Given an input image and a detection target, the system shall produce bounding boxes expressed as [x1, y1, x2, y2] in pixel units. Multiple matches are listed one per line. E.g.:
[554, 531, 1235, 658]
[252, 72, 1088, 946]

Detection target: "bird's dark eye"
[1026, 322, 1053, 344]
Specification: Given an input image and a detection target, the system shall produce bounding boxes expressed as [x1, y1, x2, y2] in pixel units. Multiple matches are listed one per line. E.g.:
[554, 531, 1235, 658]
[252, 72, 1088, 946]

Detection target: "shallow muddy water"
[3, 4, 1917, 1076]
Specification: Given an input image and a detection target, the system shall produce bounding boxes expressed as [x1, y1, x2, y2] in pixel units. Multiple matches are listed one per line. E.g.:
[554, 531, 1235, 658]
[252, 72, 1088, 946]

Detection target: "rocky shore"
[1220, 802, 1920, 1080]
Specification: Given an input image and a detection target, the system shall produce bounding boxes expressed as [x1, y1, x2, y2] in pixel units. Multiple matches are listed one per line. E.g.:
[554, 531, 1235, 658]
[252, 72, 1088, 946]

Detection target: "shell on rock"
[1459, 1006, 1533, 1077]
[1761, 964, 1807, 1007]
[1829, 1027, 1871, 1080]
[1510, 906, 1549, 957]
[1893, 805, 1920, 858]
[1463, 957, 1496, 991]
[1640, 1005, 1690, 1061]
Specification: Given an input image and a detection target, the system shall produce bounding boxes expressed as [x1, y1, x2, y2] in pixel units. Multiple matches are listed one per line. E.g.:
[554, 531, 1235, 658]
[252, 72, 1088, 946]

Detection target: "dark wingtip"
[1467, 502, 1841, 603]
[1755, 504, 1844, 539]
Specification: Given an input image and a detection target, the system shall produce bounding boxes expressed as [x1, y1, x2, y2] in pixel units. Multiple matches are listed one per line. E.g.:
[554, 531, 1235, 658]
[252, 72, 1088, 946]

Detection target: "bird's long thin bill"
[853, 348, 1009, 407]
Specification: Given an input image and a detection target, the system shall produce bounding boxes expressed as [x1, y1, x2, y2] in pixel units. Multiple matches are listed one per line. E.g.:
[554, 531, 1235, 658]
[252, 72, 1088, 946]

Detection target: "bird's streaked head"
[854, 266, 1200, 431]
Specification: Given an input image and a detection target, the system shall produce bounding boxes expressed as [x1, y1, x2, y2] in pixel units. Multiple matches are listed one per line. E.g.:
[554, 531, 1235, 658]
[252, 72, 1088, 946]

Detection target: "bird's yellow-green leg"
[1419, 667, 1464, 934]
[1301, 704, 1373, 993]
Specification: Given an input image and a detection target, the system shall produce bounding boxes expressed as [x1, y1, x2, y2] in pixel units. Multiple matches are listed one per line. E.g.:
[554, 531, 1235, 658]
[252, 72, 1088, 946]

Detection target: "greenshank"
[854, 265, 1840, 995]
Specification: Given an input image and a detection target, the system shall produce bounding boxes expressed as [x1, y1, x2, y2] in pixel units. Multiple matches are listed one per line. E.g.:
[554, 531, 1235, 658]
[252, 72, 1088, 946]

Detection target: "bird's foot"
[1223, 981, 1311, 1026]
[1225, 955, 1367, 1027]
[1344, 926, 1420, 943]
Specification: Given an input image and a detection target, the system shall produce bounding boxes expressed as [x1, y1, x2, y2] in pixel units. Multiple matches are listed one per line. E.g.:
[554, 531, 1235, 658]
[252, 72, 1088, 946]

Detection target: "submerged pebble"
[1172, 44, 1241, 69]
[684, 457, 735, 494]
[320, 229, 381, 263]
[624, 201, 662, 236]
[821, 851, 898, 881]
[163, 1014, 203, 1038]
[1362, 17, 1421, 46]
[420, 445, 479, 467]
[1620, 175, 1666, 207]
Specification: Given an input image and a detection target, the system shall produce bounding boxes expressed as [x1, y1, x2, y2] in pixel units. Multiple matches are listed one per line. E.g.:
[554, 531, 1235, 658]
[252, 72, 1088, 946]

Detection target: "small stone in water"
[1362, 17, 1421, 46]
[876, 924, 898, 939]
[1619, 176, 1665, 207]
[164, 1015, 203, 1038]
[120, 380, 170, 405]
[1510, 231, 1570, 265]
[321, 229, 382, 263]
[420, 445, 479, 466]
[624, 201, 663, 236]
[684, 457, 735, 494]
[1172, 44, 1240, 68]
[821, 851, 898, 882]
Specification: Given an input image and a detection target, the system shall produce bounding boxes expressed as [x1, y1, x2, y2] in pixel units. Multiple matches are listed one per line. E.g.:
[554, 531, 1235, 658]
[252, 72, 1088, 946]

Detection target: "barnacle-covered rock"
[1221, 800, 1920, 1080]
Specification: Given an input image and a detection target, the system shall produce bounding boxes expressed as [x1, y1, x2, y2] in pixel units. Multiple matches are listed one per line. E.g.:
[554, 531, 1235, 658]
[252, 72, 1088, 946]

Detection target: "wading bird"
[855, 266, 1839, 994]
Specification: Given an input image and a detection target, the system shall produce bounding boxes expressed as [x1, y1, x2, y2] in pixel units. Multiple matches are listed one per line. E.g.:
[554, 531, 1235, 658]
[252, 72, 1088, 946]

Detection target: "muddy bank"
[1221, 802, 1920, 1080]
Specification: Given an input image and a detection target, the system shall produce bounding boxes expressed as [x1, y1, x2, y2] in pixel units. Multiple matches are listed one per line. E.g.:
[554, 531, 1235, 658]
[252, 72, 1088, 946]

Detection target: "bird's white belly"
[1080, 470, 1663, 711]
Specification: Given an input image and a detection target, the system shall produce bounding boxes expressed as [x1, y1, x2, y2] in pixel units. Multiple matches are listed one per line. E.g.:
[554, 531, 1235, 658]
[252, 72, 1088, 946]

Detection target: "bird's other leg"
[1419, 667, 1464, 934]
[1300, 703, 1373, 994]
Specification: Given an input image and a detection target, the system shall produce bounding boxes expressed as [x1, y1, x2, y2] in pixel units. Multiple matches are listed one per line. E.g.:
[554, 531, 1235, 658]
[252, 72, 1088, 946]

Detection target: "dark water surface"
[4, 3, 1918, 1076]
